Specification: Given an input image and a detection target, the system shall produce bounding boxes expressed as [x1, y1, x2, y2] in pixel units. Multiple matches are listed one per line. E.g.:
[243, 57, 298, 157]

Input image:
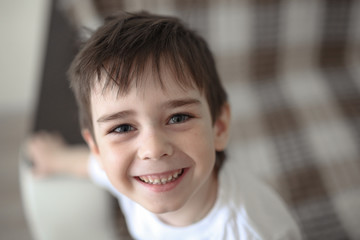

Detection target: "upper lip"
[135, 168, 184, 178]
[137, 169, 184, 184]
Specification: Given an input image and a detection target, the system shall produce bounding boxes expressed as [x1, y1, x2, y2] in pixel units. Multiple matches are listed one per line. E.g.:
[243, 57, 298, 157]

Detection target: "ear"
[214, 103, 231, 151]
[82, 129, 101, 161]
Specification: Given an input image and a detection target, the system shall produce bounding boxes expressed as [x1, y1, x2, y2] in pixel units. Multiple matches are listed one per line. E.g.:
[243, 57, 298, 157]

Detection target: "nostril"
[137, 131, 174, 160]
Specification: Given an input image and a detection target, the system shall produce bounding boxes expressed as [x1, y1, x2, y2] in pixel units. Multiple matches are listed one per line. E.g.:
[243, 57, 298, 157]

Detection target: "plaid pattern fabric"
[245, 1, 359, 239]
[74, 0, 360, 239]
[225, 1, 359, 239]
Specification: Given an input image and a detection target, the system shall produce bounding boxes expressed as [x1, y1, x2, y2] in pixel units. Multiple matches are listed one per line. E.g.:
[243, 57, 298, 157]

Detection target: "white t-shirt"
[88, 156, 302, 240]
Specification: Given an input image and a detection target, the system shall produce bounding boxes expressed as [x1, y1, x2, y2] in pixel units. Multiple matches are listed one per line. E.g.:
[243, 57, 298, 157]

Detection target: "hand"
[26, 132, 89, 178]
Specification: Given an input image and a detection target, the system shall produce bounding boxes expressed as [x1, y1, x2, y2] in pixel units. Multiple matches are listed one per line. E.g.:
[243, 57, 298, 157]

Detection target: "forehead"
[89, 70, 207, 121]
[91, 79, 200, 104]
[91, 60, 201, 101]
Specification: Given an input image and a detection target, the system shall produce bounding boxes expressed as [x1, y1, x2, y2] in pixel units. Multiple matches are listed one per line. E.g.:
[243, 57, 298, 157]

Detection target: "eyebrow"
[163, 98, 201, 109]
[96, 98, 201, 123]
[97, 110, 135, 123]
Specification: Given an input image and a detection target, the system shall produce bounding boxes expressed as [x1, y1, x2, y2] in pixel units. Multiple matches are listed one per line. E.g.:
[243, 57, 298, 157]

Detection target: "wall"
[0, 0, 50, 114]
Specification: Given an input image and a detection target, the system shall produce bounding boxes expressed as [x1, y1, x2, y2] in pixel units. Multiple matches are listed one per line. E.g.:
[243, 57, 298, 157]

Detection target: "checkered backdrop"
[64, 0, 360, 239]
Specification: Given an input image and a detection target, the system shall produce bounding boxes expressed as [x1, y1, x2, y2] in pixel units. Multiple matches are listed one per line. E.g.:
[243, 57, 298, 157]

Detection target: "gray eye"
[113, 124, 134, 133]
[169, 114, 189, 124]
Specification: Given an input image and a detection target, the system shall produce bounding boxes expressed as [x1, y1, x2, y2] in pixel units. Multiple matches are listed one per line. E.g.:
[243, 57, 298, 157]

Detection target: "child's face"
[83, 66, 230, 215]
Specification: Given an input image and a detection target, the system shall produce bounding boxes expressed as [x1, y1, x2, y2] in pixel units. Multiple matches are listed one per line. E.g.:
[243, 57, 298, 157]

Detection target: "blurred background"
[0, 0, 50, 239]
[1, 0, 360, 239]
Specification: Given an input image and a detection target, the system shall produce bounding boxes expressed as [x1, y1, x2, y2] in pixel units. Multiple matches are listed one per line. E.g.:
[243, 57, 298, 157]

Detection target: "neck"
[156, 171, 218, 227]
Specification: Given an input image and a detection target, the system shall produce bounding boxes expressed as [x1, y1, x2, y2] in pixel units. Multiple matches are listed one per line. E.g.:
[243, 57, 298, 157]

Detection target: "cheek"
[98, 142, 133, 178]
[182, 125, 217, 166]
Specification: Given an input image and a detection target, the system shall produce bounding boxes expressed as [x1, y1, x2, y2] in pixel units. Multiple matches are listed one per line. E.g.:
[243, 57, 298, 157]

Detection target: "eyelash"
[108, 113, 194, 135]
[110, 124, 135, 134]
[167, 113, 193, 125]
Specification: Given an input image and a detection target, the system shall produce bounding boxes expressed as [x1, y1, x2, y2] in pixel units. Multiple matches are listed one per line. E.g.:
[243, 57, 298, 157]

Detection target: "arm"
[26, 132, 90, 178]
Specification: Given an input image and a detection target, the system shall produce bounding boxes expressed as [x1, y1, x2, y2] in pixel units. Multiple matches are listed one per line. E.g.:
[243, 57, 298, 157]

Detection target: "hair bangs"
[96, 41, 203, 97]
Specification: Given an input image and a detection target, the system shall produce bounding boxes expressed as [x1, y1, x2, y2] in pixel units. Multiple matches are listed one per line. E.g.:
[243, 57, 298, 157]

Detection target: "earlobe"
[214, 103, 231, 151]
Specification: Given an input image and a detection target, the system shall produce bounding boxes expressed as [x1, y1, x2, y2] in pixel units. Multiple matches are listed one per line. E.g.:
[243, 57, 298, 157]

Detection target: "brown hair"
[68, 11, 228, 169]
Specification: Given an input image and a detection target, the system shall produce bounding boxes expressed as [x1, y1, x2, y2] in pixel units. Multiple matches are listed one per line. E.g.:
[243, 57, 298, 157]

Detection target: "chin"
[141, 198, 187, 215]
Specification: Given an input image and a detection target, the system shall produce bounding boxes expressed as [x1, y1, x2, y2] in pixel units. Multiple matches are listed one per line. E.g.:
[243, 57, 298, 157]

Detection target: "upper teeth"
[139, 169, 183, 185]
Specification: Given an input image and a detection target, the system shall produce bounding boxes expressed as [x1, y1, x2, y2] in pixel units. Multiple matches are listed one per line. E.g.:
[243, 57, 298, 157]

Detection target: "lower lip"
[135, 168, 188, 193]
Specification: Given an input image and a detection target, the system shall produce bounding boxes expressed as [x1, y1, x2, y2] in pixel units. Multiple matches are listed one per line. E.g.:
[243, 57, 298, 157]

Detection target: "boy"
[28, 11, 301, 239]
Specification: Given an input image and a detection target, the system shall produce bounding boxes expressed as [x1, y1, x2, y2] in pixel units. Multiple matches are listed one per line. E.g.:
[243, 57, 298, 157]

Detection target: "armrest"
[19, 149, 120, 240]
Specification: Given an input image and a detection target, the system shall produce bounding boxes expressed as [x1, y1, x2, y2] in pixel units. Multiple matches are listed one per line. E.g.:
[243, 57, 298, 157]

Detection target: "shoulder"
[219, 161, 303, 239]
[87, 155, 120, 196]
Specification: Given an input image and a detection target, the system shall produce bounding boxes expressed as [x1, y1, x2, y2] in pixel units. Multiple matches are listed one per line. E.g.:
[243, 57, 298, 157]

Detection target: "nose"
[137, 129, 173, 161]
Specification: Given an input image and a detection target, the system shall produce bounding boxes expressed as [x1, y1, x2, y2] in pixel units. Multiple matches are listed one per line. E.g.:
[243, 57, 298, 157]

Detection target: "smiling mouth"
[137, 169, 184, 185]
